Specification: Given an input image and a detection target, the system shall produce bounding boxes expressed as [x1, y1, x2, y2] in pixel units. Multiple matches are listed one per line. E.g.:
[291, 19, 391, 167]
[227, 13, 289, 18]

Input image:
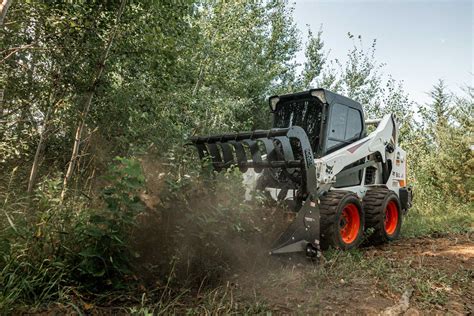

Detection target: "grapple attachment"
[189, 126, 321, 257]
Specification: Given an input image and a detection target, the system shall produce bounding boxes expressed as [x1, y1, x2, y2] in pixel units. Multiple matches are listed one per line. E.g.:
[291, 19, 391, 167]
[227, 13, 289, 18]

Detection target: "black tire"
[320, 190, 365, 250]
[363, 187, 402, 245]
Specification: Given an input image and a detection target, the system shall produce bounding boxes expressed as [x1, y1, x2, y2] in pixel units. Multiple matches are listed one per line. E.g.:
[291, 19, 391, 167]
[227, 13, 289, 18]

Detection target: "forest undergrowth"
[0, 152, 471, 314]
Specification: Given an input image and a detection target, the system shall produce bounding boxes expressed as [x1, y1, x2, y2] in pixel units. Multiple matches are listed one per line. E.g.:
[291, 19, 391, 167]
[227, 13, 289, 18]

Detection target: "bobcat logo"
[326, 164, 334, 174]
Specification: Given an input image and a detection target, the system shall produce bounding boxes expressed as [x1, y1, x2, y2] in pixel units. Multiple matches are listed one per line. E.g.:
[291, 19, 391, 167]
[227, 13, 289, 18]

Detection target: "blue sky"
[292, 0, 473, 105]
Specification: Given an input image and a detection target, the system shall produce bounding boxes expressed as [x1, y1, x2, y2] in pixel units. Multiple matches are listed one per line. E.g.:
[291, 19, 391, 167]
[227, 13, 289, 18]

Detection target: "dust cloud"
[131, 158, 295, 290]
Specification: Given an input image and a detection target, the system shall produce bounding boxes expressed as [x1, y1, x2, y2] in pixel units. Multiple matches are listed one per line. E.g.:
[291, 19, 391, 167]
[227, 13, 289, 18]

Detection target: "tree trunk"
[192, 59, 207, 97]
[60, 0, 127, 202]
[27, 106, 52, 194]
[0, 0, 12, 25]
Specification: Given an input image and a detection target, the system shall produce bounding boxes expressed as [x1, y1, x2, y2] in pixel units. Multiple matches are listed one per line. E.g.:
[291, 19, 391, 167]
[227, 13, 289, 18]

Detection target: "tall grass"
[402, 190, 473, 238]
[0, 158, 147, 313]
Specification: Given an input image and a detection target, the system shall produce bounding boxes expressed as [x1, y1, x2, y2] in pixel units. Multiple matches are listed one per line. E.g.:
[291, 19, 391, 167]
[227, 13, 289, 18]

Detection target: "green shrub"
[403, 196, 473, 238]
[68, 157, 145, 289]
[0, 157, 146, 311]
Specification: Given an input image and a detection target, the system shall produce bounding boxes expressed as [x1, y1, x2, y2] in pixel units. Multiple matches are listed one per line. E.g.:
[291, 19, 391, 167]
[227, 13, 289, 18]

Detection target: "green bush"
[0, 157, 146, 311]
[403, 195, 473, 238]
[70, 157, 145, 289]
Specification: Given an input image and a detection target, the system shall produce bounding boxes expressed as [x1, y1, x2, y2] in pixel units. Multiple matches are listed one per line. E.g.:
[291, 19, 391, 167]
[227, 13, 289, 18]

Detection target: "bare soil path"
[21, 234, 473, 315]
[231, 234, 473, 315]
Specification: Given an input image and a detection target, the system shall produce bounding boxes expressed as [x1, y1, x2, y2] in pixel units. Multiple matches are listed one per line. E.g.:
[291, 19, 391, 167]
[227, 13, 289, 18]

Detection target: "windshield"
[273, 97, 323, 150]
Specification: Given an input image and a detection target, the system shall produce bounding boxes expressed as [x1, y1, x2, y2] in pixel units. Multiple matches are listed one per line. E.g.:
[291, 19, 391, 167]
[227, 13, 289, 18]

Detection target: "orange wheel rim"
[384, 200, 399, 235]
[339, 203, 360, 244]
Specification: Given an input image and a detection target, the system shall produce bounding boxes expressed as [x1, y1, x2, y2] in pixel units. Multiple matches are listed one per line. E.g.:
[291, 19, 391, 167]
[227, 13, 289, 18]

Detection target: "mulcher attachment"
[189, 126, 320, 257]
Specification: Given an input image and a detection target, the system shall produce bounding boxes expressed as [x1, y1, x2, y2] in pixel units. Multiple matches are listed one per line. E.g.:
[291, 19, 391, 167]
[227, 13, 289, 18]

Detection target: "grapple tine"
[242, 140, 263, 173]
[207, 143, 223, 172]
[274, 136, 296, 174]
[219, 142, 234, 165]
[229, 140, 248, 172]
[258, 138, 275, 157]
[196, 143, 209, 161]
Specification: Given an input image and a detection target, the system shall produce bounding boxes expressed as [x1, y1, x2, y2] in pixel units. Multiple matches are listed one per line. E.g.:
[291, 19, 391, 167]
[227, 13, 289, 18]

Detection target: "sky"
[292, 0, 473, 106]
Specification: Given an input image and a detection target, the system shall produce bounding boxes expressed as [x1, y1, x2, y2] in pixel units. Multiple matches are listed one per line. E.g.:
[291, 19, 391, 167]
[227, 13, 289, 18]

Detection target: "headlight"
[269, 96, 280, 112]
[310, 89, 327, 103]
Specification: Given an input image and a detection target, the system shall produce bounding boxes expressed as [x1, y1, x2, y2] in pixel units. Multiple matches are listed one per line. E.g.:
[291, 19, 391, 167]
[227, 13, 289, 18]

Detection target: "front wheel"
[320, 191, 365, 250]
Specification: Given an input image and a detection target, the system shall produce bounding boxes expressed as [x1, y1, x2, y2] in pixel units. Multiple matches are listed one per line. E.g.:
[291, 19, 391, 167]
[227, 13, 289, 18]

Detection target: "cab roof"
[271, 88, 364, 114]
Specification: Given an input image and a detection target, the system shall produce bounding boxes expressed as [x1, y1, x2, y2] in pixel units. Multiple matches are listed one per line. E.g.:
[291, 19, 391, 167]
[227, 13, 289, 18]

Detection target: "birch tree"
[60, 0, 127, 201]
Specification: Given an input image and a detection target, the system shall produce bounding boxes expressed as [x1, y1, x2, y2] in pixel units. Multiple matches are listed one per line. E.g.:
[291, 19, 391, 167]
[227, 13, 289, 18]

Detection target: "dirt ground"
[21, 233, 472, 315]
[229, 233, 473, 315]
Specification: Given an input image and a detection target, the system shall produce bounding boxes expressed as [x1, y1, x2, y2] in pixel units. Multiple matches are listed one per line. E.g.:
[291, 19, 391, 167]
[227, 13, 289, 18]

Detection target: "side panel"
[385, 147, 407, 196]
[331, 146, 407, 200]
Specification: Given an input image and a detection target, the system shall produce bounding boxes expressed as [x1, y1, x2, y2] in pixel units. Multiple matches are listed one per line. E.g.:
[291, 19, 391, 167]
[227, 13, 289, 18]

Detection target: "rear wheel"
[320, 191, 364, 250]
[363, 188, 402, 244]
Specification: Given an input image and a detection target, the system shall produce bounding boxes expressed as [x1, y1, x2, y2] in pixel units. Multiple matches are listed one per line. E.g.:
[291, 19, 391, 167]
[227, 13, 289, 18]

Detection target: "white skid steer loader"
[189, 89, 412, 258]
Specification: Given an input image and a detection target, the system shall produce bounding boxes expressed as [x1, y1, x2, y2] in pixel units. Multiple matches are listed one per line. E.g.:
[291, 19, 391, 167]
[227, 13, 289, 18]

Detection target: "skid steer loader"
[189, 89, 412, 258]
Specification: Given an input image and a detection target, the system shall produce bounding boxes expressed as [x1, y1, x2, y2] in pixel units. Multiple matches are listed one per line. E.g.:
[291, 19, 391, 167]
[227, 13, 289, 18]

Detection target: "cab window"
[327, 103, 363, 150]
